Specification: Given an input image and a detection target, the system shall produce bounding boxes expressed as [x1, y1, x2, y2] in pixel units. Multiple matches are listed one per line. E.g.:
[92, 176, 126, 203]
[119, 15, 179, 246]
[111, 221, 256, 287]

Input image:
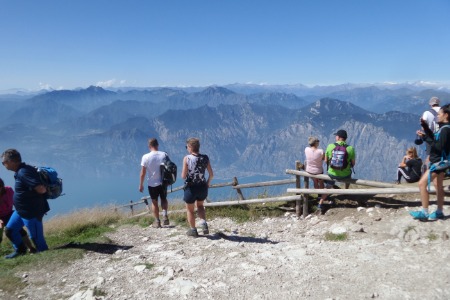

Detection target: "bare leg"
[433, 172, 445, 211]
[196, 200, 206, 221]
[22, 234, 37, 253]
[418, 170, 433, 209]
[186, 203, 196, 228]
[151, 199, 160, 220]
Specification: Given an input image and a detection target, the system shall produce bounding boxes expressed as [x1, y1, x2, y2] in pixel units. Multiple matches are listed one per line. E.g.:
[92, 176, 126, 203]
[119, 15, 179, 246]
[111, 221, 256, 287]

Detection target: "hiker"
[421, 97, 441, 167]
[410, 104, 450, 220]
[139, 138, 170, 228]
[0, 177, 37, 253]
[319, 130, 356, 211]
[396, 147, 422, 184]
[304, 136, 325, 201]
[1, 149, 50, 258]
[182, 138, 213, 237]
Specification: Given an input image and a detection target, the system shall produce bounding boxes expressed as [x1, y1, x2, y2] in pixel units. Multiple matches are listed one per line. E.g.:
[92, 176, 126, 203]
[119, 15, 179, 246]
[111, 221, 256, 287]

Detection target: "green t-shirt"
[325, 141, 355, 177]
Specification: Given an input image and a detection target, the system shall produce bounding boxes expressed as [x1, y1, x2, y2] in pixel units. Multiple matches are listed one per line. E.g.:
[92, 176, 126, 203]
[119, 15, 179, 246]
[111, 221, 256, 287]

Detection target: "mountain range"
[1, 84, 449, 185]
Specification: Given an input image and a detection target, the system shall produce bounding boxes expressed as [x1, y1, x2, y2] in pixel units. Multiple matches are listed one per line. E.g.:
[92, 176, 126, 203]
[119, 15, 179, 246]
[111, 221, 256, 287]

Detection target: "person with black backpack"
[139, 138, 171, 228]
[318, 130, 356, 213]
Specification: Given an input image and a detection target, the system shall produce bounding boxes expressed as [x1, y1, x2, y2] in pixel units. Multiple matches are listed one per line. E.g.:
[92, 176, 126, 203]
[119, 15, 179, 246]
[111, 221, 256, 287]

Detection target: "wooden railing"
[115, 162, 304, 217]
[116, 161, 434, 218]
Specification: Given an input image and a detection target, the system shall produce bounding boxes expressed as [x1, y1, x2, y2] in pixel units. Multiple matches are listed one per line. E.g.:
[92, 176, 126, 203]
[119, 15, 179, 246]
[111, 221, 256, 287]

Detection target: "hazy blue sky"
[1, 0, 449, 91]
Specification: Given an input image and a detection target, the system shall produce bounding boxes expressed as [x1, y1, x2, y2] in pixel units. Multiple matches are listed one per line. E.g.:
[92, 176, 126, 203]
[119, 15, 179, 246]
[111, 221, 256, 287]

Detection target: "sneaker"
[152, 220, 162, 228]
[428, 210, 445, 221]
[201, 222, 209, 235]
[162, 215, 170, 226]
[5, 251, 26, 259]
[409, 210, 429, 220]
[186, 228, 199, 238]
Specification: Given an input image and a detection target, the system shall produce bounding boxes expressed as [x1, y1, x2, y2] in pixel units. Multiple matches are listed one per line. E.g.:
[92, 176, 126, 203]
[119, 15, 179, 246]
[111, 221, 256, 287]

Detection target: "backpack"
[36, 166, 63, 199]
[160, 155, 177, 189]
[428, 109, 439, 133]
[329, 143, 350, 170]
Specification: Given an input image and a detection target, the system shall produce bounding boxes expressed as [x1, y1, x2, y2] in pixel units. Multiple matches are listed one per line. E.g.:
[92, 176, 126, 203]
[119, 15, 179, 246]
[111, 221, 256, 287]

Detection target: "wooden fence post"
[302, 163, 309, 217]
[233, 177, 245, 200]
[295, 161, 302, 217]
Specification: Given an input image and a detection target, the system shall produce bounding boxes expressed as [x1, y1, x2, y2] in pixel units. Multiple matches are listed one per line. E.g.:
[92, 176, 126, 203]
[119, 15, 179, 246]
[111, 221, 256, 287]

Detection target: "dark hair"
[148, 138, 159, 148]
[440, 104, 450, 121]
[0, 177, 5, 196]
[1, 149, 22, 164]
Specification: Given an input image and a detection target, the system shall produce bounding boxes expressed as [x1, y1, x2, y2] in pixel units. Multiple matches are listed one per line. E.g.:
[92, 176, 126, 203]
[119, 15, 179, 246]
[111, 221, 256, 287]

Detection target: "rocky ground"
[2, 194, 450, 300]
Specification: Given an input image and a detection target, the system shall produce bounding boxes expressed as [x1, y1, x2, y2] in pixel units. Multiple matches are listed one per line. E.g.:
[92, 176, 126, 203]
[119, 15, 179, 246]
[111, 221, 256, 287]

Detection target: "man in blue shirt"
[1, 149, 50, 259]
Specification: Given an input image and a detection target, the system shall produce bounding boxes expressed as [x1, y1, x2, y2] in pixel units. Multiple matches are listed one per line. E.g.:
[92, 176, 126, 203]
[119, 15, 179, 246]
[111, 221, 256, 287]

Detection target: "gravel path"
[4, 202, 450, 300]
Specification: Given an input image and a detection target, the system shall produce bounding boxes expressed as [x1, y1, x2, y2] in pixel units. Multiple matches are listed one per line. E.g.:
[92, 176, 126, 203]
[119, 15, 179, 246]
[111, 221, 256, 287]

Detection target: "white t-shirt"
[141, 151, 167, 187]
[422, 106, 440, 132]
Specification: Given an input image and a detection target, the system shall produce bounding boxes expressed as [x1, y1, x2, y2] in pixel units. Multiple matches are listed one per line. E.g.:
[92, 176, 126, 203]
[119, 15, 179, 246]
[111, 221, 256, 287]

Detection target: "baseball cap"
[429, 96, 440, 106]
[334, 129, 347, 139]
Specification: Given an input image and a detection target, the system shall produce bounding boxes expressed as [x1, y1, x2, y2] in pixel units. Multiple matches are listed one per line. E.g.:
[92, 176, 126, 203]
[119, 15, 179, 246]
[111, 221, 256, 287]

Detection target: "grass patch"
[206, 202, 285, 223]
[427, 232, 439, 241]
[324, 231, 348, 241]
[0, 200, 287, 296]
[0, 208, 123, 294]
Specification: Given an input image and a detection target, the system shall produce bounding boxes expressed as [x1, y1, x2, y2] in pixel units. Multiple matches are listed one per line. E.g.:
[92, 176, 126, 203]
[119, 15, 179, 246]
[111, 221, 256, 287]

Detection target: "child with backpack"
[410, 104, 450, 221]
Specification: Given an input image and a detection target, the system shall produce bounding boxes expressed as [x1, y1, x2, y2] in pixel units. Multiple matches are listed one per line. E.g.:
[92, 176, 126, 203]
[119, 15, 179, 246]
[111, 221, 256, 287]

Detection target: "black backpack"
[160, 155, 177, 190]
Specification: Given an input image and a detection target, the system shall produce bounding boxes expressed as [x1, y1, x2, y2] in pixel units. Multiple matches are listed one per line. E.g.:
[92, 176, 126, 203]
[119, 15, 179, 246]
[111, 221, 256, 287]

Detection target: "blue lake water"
[0, 174, 295, 220]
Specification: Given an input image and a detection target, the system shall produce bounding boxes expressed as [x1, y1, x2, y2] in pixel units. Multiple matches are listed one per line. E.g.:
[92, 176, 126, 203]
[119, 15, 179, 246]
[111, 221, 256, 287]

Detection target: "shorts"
[148, 185, 167, 201]
[183, 184, 208, 204]
[326, 174, 352, 188]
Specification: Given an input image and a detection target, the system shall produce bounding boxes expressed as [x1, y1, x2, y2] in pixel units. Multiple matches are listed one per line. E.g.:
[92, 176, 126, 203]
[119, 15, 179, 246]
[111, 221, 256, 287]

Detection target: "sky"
[0, 0, 450, 91]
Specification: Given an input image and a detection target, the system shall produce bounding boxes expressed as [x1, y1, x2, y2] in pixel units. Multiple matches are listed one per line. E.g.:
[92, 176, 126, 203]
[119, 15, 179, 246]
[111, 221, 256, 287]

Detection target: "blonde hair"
[406, 147, 418, 159]
[186, 138, 200, 152]
[308, 136, 319, 146]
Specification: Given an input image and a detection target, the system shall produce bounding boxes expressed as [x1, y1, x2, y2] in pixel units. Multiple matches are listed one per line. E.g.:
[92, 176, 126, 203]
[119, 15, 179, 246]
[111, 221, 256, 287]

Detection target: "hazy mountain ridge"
[0, 84, 443, 184]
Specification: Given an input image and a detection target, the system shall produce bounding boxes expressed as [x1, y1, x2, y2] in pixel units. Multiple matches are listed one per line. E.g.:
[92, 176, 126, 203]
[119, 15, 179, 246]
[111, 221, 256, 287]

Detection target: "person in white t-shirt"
[422, 97, 441, 167]
[139, 138, 170, 228]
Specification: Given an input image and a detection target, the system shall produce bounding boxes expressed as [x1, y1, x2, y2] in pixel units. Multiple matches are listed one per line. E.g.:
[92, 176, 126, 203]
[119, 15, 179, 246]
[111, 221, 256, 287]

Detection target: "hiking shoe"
[186, 228, 199, 238]
[409, 210, 429, 220]
[201, 222, 209, 235]
[5, 251, 26, 259]
[152, 220, 162, 228]
[428, 210, 445, 221]
[162, 215, 170, 226]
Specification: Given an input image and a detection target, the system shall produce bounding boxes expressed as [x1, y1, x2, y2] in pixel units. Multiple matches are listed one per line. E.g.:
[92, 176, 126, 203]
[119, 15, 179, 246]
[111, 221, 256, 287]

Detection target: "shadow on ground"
[55, 242, 133, 254]
[200, 232, 279, 244]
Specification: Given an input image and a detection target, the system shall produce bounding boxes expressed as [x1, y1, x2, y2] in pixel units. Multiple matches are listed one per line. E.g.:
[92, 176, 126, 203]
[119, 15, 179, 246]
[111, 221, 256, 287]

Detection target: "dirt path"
[4, 197, 450, 300]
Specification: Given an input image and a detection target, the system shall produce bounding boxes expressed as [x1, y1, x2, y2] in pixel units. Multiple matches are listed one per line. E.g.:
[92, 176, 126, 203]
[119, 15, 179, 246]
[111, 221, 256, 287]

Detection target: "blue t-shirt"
[14, 163, 50, 219]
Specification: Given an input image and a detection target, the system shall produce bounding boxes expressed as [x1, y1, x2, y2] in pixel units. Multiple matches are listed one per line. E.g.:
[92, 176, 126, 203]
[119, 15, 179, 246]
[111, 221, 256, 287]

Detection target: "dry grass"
[45, 206, 124, 235]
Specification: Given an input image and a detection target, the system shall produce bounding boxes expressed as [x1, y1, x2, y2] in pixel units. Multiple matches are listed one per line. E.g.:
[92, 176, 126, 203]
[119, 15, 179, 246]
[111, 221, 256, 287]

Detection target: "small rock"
[374, 217, 382, 221]
[134, 265, 147, 272]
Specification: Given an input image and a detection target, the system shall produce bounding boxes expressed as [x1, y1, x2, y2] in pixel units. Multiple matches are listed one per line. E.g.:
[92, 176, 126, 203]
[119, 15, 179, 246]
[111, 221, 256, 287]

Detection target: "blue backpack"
[36, 166, 64, 199]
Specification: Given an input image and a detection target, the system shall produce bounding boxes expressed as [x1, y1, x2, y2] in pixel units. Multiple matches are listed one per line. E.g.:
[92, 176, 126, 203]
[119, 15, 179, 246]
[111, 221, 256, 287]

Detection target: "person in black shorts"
[181, 138, 214, 237]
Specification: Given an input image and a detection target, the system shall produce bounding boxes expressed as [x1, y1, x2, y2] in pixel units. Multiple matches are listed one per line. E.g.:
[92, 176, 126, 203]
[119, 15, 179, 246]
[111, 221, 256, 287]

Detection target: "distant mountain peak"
[307, 98, 369, 115]
[199, 86, 235, 96]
